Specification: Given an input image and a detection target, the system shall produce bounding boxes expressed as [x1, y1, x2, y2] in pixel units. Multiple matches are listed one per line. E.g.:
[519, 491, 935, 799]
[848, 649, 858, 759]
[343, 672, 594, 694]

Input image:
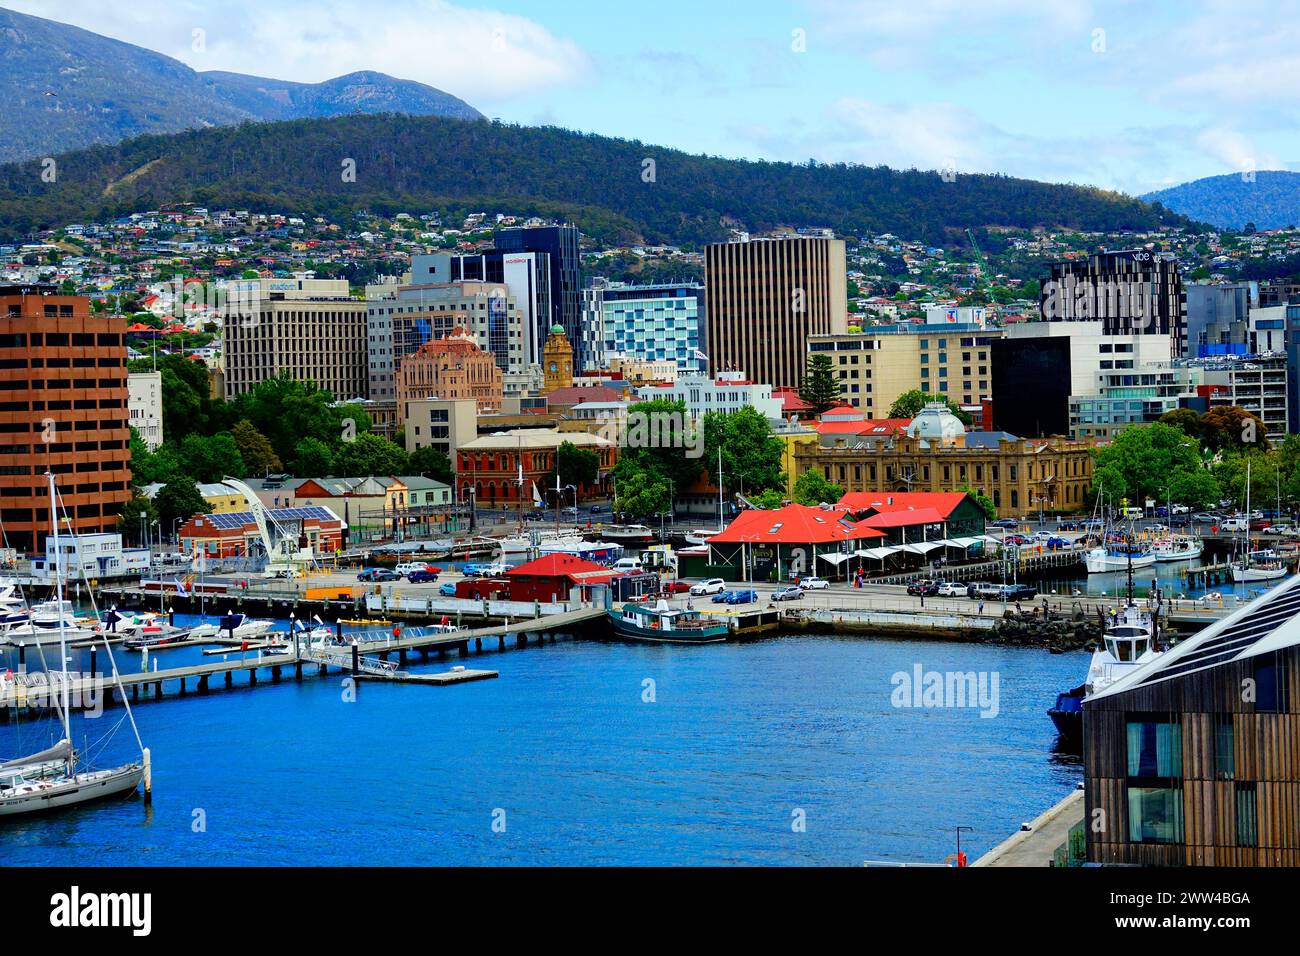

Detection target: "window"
[1236, 783, 1258, 847]
[1128, 787, 1185, 844]
[1125, 717, 1184, 844]
[1253, 653, 1288, 712]
[1214, 717, 1234, 780]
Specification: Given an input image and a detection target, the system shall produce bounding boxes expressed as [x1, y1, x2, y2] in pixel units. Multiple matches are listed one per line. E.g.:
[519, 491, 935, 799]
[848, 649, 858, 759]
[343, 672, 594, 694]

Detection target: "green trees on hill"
[0, 113, 1184, 246]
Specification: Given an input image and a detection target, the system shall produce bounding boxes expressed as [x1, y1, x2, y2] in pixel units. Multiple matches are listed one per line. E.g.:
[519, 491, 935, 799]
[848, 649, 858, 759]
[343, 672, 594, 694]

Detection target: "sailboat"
[1084, 488, 1155, 573]
[1232, 460, 1288, 583]
[0, 473, 147, 817]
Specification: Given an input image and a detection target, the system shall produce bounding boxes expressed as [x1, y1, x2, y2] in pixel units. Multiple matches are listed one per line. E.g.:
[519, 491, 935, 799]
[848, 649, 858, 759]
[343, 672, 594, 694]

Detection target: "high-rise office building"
[411, 252, 552, 369]
[588, 281, 706, 374]
[992, 320, 1180, 438]
[705, 236, 848, 389]
[494, 225, 585, 369]
[0, 285, 132, 552]
[1185, 282, 1257, 357]
[367, 280, 526, 408]
[222, 277, 367, 401]
[1039, 250, 1186, 353]
[808, 319, 1002, 415]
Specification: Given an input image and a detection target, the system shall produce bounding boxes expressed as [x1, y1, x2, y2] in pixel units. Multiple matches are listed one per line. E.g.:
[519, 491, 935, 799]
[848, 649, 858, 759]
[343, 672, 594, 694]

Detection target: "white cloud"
[9, 0, 590, 101]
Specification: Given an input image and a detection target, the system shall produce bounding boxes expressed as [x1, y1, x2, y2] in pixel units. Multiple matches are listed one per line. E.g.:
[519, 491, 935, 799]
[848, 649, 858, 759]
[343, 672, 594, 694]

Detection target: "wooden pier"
[0, 607, 603, 718]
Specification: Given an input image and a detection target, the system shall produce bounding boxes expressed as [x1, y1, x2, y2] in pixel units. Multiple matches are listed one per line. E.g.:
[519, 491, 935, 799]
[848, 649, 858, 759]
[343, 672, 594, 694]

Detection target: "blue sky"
[14, 0, 1300, 195]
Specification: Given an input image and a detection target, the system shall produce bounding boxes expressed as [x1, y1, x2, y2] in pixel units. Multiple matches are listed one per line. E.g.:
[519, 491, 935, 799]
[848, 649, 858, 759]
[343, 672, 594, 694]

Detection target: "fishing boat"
[1050, 542, 1166, 747]
[607, 599, 730, 644]
[1048, 601, 1161, 746]
[1085, 539, 1156, 573]
[1232, 461, 1288, 583]
[1152, 535, 1203, 562]
[0, 473, 147, 818]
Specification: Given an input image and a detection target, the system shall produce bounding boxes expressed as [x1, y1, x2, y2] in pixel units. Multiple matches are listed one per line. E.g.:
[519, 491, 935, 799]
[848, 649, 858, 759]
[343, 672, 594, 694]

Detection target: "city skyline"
[9, 0, 1300, 197]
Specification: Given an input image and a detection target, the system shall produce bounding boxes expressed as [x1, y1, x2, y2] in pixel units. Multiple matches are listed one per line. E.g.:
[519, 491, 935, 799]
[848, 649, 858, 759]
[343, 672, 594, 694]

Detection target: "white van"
[1220, 517, 1249, 533]
[1120, 507, 1143, 521]
[611, 557, 643, 573]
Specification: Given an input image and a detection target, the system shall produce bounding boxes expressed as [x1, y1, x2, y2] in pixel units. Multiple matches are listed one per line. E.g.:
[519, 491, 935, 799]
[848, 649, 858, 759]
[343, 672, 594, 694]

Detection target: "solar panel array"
[198, 506, 338, 530]
[1139, 582, 1300, 686]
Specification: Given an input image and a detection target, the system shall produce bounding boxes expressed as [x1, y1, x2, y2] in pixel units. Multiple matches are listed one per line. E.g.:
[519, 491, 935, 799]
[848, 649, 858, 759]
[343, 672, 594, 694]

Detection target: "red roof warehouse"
[505, 553, 619, 602]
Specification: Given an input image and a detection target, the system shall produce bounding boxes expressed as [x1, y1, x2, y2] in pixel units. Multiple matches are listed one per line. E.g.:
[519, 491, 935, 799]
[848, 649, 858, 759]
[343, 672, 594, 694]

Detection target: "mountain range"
[1141, 171, 1300, 231]
[0, 6, 482, 164]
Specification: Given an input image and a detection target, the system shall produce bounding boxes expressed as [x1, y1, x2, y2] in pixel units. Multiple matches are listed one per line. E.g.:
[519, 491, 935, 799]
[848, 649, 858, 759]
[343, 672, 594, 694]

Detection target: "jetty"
[0, 607, 603, 718]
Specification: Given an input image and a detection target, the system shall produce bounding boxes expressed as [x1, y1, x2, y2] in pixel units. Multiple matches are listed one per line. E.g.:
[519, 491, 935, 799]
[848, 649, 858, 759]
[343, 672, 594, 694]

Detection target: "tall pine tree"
[798, 353, 841, 415]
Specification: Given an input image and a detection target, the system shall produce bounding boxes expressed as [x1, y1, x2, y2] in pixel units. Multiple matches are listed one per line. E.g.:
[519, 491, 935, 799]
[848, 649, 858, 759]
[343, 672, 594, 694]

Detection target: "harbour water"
[1, 625, 1084, 866]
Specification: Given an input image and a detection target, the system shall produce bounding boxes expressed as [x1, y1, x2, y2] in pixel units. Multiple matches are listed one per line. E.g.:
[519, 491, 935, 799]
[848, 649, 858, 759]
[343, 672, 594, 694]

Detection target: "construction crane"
[222, 476, 314, 578]
[965, 228, 996, 302]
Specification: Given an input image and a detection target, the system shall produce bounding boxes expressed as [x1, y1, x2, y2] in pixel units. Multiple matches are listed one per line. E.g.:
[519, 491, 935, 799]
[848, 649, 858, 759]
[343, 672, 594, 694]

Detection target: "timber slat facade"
[1084, 644, 1300, 866]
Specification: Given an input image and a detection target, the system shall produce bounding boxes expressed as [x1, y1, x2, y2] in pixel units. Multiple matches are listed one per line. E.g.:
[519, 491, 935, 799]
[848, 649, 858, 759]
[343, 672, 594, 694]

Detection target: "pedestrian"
[1015, 600, 1022, 614]
[978, 599, 985, 615]
[920, 592, 925, 608]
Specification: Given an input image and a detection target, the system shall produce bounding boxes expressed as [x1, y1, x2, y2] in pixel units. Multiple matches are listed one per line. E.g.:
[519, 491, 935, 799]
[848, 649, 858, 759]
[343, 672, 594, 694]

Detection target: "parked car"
[906, 580, 940, 596]
[358, 568, 401, 582]
[659, 580, 691, 595]
[690, 578, 727, 596]
[967, 582, 993, 599]
[395, 562, 432, 576]
[798, 577, 830, 590]
[936, 581, 967, 597]
[1192, 512, 1218, 523]
[772, 585, 804, 601]
[439, 582, 457, 597]
[711, 589, 734, 603]
[1043, 536, 1069, 550]
[407, 569, 439, 583]
[1002, 534, 1031, 546]
[1000, 583, 1038, 601]
[992, 518, 1019, 528]
[724, 589, 758, 605]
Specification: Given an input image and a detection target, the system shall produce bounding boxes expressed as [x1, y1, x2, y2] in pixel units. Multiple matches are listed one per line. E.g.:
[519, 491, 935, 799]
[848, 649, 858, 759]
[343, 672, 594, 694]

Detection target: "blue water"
[1, 627, 1085, 866]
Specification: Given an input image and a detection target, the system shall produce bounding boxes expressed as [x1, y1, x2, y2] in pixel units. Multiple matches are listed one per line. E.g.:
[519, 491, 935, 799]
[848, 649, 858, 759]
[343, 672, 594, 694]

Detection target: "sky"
[10, 0, 1300, 196]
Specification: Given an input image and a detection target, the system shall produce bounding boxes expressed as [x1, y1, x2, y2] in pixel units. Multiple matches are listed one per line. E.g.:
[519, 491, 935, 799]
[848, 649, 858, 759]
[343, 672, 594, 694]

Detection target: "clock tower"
[542, 323, 573, 394]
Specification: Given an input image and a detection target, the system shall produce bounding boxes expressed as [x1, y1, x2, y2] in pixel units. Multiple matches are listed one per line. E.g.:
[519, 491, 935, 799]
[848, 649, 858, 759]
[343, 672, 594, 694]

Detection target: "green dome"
[550, 323, 565, 335]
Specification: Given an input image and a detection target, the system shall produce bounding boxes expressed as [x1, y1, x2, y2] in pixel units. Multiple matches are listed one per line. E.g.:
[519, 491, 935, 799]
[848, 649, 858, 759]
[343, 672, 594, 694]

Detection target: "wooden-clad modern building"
[1084, 576, 1300, 866]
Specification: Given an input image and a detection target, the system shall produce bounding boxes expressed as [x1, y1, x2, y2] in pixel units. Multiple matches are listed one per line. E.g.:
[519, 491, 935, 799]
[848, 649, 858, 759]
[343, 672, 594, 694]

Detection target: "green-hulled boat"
[607, 600, 729, 644]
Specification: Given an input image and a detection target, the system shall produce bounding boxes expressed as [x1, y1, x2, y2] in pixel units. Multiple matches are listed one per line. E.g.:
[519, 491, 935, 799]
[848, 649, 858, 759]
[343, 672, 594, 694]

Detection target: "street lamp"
[172, 516, 183, 545]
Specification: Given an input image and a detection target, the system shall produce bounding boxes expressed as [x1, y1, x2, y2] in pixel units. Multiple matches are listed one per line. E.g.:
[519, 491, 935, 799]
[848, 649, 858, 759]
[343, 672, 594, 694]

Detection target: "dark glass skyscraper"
[496, 225, 584, 369]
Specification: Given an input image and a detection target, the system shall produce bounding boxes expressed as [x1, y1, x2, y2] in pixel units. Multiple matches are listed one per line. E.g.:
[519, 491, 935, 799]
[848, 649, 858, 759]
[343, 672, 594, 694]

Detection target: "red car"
[659, 580, 690, 595]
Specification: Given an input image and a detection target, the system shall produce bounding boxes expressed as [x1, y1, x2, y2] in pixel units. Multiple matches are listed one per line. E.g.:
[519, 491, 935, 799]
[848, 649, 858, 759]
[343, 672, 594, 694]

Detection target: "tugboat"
[1048, 551, 1162, 748]
[607, 599, 729, 644]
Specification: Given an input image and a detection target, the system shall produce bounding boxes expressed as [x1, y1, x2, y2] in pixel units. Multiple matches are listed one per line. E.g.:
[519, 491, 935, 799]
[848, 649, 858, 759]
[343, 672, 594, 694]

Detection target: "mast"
[48, 471, 71, 774]
[717, 447, 724, 532]
[1245, 459, 1252, 569]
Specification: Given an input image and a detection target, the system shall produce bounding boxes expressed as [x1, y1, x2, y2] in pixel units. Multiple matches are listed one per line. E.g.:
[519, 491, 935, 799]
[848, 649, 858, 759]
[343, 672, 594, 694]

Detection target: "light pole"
[172, 517, 182, 545]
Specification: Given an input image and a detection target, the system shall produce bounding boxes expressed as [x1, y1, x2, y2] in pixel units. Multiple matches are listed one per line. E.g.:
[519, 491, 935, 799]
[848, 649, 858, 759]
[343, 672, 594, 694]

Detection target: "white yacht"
[1048, 602, 1161, 744]
[2, 600, 98, 647]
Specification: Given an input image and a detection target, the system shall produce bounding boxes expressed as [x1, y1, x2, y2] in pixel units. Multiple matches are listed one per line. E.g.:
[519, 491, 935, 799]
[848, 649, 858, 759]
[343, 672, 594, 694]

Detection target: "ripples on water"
[1, 623, 1086, 866]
